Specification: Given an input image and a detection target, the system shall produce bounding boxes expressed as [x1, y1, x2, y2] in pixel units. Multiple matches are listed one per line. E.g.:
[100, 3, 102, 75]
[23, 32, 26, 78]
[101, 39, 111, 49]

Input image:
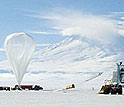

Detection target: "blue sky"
[0, 0, 124, 60]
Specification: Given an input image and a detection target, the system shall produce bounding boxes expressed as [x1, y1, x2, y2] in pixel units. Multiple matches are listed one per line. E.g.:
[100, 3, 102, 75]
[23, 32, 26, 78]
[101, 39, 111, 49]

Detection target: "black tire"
[104, 88, 111, 94]
[111, 90, 117, 94]
[118, 90, 122, 95]
[111, 92, 117, 94]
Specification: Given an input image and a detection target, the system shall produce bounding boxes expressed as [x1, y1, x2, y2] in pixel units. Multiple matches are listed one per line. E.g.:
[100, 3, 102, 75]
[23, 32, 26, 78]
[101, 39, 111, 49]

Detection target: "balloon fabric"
[4, 33, 35, 85]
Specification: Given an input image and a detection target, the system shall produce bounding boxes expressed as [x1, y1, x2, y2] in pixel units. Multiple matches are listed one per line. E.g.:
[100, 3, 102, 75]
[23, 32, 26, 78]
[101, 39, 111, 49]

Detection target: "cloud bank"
[33, 11, 124, 44]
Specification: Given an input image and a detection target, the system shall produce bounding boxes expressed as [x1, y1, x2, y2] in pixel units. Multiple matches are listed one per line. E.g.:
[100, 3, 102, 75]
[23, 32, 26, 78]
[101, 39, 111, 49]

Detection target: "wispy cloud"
[29, 31, 61, 35]
[36, 44, 51, 47]
[110, 12, 124, 16]
[0, 48, 4, 51]
[30, 10, 124, 43]
[121, 17, 124, 20]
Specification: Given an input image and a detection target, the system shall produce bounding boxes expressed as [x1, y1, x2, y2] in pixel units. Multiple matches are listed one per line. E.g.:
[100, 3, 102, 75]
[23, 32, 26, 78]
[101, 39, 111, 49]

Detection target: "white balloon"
[4, 33, 35, 85]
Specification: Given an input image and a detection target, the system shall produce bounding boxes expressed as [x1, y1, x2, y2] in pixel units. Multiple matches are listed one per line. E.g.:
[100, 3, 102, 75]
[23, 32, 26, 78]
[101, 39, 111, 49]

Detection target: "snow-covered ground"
[0, 34, 124, 106]
[0, 35, 124, 89]
[0, 90, 124, 107]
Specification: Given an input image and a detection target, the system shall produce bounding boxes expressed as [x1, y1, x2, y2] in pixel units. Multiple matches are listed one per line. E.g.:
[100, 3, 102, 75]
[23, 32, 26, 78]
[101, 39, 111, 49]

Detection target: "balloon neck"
[18, 85, 23, 90]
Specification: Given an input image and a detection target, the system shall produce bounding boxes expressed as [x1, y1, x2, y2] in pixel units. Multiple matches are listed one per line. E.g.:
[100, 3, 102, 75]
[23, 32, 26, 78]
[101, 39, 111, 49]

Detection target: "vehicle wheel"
[104, 88, 111, 94]
[111, 91, 117, 94]
[118, 90, 122, 95]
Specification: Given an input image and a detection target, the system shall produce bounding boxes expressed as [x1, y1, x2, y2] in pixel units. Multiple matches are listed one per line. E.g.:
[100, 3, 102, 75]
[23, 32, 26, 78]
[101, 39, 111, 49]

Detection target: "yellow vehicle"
[99, 62, 124, 95]
[99, 80, 113, 94]
[64, 84, 75, 90]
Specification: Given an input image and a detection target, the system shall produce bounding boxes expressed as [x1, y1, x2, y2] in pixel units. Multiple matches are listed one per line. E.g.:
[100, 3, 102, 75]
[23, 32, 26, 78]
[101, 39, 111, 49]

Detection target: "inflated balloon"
[4, 33, 35, 85]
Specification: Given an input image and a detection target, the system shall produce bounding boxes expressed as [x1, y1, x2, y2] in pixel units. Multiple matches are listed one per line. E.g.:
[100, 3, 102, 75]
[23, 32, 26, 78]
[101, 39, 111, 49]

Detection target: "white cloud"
[111, 12, 124, 15]
[33, 11, 124, 44]
[121, 17, 124, 20]
[36, 44, 51, 47]
[30, 31, 61, 35]
[31, 31, 52, 35]
[0, 48, 4, 51]
[27, 9, 124, 45]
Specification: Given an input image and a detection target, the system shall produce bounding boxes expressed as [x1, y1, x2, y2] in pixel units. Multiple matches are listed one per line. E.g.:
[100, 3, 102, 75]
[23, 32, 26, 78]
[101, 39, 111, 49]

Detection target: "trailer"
[12, 85, 43, 91]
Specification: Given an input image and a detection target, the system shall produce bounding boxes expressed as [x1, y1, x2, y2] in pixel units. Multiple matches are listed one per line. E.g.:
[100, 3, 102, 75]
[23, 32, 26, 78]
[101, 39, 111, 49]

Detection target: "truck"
[99, 62, 124, 94]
